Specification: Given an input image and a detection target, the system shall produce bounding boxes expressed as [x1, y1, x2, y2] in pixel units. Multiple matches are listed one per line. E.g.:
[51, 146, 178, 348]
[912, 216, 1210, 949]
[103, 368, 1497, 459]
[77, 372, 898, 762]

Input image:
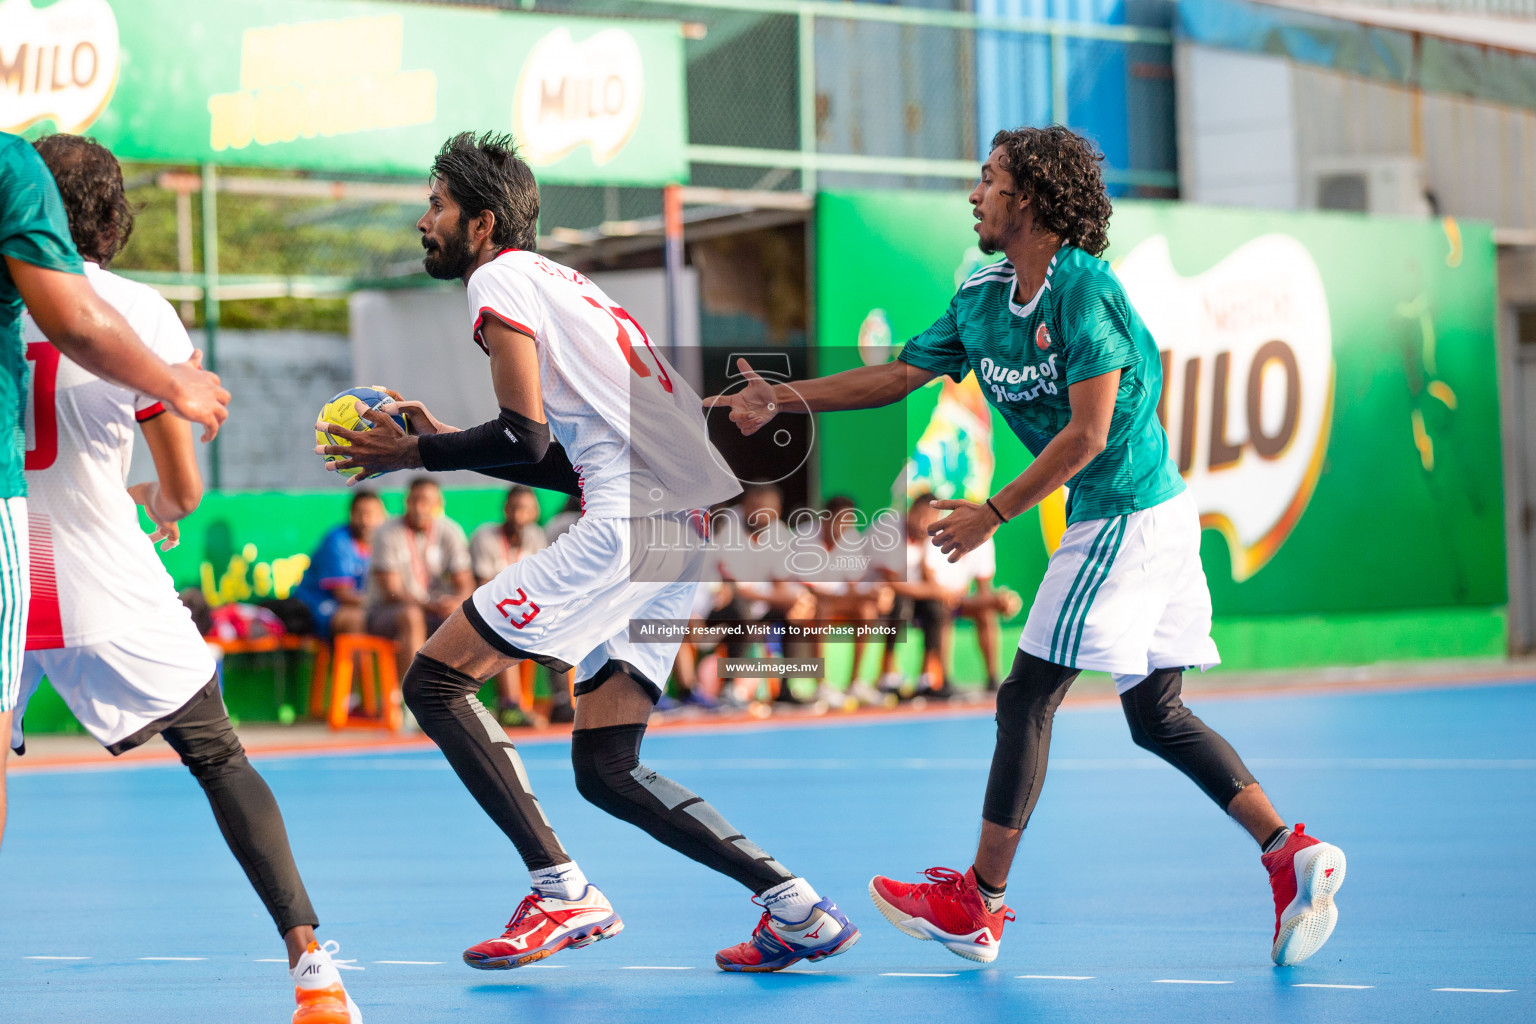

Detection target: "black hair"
[407, 475, 441, 495]
[989, 126, 1112, 257]
[505, 484, 534, 500]
[824, 495, 857, 513]
[350, 488, 382, 510]
[430, 131, 539, 251]
[32, 134, 133, 266]
[909, 491, 938, 509]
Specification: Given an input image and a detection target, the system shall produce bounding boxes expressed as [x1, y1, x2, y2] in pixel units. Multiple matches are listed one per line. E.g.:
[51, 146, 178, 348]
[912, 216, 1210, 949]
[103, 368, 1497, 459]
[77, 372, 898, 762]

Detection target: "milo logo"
[0, 0, 119, 134]
[1117, 234, 1333, 581]
[514, 28, 644, 167]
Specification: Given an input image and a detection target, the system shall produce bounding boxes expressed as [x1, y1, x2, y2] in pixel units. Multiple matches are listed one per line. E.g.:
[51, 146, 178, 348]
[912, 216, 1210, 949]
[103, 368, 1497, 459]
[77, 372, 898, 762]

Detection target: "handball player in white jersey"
[320, 131, 858, 972]
[12, 135, 360, 1024]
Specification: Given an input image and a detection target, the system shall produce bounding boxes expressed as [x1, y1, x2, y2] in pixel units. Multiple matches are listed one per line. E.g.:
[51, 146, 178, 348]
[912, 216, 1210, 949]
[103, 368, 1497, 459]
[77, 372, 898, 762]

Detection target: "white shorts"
[0, 496, 28, 715]
[464, 514, 706, 702]
[1019, 489, 1220, 692]
[12, 604, 217, 754]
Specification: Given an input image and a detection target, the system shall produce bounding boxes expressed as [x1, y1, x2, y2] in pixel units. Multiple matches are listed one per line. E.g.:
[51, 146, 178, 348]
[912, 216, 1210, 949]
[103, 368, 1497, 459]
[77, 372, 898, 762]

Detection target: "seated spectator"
[366, 477, 473, 669]
[796, 495, 893, 705]
[877, 492, 1019, 697]
[543, 493, 582, 543]
[712, 482, 815, 705]
[294, 489, 387, 638]
[469, 486, 549, 726]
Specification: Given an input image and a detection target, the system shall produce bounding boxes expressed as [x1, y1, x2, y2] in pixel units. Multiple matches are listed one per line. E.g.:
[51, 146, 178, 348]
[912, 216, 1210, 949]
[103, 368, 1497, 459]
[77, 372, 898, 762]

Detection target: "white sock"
[530, 861, 588, 900]
[761, 877, 822, 924]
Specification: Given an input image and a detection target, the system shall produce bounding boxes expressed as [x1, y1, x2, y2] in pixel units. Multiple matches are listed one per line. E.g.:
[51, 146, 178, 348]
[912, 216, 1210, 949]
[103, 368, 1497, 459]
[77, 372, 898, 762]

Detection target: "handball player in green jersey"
[0, 131, 229, 849]
[709, 126, 1346, 968]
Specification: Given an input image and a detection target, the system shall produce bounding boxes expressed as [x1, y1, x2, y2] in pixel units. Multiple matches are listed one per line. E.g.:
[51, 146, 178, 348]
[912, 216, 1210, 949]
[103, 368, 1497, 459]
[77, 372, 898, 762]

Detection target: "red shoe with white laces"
[1262, 824, 1346, 966]
[868, 867, 1014, 963]
[462, 885, 624, 969]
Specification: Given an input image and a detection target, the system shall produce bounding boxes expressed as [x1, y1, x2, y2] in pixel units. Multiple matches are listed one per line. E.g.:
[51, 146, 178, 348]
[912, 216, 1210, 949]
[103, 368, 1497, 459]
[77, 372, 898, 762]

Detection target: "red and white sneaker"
[868, 867, 1014, 963]
[462, 885, 624, 970]
[291, 940, 362, 1024]
[1262, 824, 1346, 966]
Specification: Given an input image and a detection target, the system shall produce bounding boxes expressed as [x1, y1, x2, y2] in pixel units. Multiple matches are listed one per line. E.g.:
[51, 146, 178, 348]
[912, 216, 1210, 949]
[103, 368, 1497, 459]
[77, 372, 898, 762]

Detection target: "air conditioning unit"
[1302, 156, 1432, 217]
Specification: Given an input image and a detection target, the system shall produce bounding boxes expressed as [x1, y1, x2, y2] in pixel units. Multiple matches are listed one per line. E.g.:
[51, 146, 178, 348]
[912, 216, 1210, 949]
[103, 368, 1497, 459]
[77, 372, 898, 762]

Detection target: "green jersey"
[900, 246, 1183, 524]
[0, 132, 84, 498]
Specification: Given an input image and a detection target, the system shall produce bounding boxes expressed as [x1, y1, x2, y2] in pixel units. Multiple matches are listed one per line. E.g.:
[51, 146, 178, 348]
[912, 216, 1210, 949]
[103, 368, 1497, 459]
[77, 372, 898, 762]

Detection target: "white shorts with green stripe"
[1019, 489, 1219, 693]
[0, 496, 30, 714]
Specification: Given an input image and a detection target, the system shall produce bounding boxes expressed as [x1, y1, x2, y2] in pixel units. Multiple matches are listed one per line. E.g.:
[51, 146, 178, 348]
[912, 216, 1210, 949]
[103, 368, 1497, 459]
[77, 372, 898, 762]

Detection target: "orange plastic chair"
[309, 633, 402, 732]
[518, 661, 537, 710]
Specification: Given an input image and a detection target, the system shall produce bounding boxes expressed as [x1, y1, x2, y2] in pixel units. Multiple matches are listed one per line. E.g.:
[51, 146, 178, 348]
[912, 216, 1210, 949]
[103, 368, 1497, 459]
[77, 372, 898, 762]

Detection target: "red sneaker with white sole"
[1262, 824, 1346, 966]
[462, 885, 624, 969]
[868, 867, 1014, 963]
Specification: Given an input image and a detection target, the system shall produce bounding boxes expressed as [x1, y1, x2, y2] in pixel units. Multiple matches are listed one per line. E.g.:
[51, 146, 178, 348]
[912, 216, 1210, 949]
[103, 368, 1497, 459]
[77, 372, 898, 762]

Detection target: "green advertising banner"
[817, 192, 1506, 644]
[0, 0, 688, 184]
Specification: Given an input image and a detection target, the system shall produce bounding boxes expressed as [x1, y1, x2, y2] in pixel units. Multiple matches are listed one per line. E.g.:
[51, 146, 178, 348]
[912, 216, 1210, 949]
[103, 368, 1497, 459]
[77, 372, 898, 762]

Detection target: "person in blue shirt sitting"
[295, 489, 387, 637]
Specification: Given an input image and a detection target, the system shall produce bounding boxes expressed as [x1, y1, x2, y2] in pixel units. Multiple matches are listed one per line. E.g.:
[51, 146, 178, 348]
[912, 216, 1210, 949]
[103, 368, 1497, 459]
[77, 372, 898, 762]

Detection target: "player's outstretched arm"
[7, 257, 230, 441]
[127, 408, 204, 551]
[704, 357, 938, 436]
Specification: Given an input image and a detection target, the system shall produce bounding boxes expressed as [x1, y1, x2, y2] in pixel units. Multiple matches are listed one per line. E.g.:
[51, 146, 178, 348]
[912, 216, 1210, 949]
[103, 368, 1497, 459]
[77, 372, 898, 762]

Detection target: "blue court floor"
[3, 679, 1534, 1024]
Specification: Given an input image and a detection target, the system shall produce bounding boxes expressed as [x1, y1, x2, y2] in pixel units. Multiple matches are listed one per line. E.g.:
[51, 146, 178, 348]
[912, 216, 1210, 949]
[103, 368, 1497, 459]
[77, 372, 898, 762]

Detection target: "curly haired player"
[711, 126, 1346, 968]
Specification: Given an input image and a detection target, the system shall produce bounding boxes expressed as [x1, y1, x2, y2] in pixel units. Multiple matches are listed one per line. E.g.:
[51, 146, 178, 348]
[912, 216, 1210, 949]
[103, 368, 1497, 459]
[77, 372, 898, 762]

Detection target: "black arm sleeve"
[473, 442, 582, 496]
[416, 407, 550, 471]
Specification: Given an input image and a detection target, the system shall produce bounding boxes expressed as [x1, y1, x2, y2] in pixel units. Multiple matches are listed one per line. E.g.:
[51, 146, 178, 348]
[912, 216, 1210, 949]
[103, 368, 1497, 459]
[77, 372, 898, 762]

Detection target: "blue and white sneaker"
[716, 897, 860, 972]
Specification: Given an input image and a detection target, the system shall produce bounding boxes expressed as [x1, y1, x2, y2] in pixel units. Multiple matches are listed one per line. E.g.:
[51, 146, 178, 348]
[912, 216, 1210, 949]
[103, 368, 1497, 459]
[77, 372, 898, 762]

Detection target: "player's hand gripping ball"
[315, 386, 410, 477]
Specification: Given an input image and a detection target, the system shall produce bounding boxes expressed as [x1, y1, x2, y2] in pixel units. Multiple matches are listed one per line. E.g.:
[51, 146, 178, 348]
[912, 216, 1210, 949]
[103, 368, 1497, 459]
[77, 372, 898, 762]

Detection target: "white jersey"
[21, 263, 195, 649]
[465, 249, 740, 518]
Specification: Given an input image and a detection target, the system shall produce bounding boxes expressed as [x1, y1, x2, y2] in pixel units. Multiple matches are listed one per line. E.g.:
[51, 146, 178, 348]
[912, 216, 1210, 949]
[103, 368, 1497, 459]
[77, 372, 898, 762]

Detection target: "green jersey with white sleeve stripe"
[898, 246, 1182, 524]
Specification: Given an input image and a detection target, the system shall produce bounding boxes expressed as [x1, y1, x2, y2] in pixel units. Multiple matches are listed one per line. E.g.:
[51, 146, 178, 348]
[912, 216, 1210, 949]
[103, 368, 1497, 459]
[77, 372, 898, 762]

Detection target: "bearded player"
[320, 131, 858, 972]
[711, 126, 1345, 968]
[12, 135, 361, 1023]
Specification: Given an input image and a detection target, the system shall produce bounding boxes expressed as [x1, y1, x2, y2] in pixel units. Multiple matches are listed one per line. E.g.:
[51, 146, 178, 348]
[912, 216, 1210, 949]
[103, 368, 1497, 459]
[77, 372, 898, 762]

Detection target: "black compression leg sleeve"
[571, 722, 794, 894]
[981, 652, 1080, 829]
[1120, 667, 1257, 810]
[159, 682, 318, 936]
[402, 654, 570, 869]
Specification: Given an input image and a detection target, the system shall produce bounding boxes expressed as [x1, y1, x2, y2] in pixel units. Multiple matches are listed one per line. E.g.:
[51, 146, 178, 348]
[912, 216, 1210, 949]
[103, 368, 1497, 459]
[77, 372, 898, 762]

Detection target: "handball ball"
[316, 386, 410, 477]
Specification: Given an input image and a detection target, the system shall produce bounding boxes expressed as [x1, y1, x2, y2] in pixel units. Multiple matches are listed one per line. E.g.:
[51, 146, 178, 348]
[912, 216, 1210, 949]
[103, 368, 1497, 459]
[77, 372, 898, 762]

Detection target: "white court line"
[24, 956, 89, 960]
[138, 957, 206, 961]
[1293, 983, 1373, 989]
[374, 960, 443, 965]
[1435, 988, 1515, 993]
[621, 966, 693, 971]
[882, 972, 957, 978]
[1153, 979, 1232, 985]
[254, 958, 287, 963]
[1019, 975, 1095, 980]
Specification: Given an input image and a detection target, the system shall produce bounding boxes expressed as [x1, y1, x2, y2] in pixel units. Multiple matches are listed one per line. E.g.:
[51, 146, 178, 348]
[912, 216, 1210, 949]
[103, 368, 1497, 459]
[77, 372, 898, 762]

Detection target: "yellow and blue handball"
[315, 385, 410, 477]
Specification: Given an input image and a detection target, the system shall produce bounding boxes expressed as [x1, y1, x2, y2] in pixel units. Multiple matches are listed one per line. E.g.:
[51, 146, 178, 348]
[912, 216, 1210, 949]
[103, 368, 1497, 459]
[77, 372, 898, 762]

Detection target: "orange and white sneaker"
[291, 940, 362, 1024]
[1262, 823, 1347, 966]
[869, 867, 1014, 963]
[462, 885, 624, 970]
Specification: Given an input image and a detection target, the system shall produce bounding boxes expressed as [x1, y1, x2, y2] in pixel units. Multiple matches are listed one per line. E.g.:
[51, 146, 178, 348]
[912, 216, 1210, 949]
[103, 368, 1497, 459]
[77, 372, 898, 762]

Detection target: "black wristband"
[417, 407, 550, 471]
[986, 497, 1009, 524]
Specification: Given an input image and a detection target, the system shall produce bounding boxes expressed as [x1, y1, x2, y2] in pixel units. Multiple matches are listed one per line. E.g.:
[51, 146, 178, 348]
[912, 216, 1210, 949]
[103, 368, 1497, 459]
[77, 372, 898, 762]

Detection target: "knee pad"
[401, 654, 479, 718]
[994, 653, 1078, 736]
[570, 723, 646, 811]
[1120, 668, 1191, 752]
